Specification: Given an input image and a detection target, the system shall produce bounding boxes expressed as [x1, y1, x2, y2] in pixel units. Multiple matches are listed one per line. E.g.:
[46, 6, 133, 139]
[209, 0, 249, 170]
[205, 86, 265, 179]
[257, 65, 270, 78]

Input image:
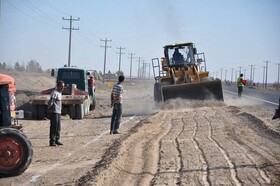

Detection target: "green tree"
[0, 62, 7, 70]
[26, 60, 43, 73]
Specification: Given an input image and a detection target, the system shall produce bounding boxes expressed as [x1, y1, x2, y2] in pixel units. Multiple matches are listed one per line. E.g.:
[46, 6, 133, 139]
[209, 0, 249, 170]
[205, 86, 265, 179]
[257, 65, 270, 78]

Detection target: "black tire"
[75, 104, 84, 120]
[0, 128, 33, 177]
[69, 105, 76, 119]
[154, 83, 162, 103]
[38, 105, 47, 120]
[31, 105, 38, 120]
[90, 94, 97, 111]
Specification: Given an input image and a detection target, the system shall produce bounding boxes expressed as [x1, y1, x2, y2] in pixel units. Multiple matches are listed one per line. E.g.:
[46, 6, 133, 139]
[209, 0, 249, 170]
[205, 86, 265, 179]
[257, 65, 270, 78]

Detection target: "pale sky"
[0, 0, 279, 83]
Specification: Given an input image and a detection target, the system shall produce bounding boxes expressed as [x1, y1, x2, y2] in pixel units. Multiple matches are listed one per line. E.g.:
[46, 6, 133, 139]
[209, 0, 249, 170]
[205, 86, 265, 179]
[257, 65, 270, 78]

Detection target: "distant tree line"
[0, 59, 48, 73]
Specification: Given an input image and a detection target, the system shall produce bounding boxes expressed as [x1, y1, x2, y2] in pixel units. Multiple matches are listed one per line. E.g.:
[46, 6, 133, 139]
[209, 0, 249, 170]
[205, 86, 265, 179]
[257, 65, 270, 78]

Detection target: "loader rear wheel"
[0, 128, 33, 177]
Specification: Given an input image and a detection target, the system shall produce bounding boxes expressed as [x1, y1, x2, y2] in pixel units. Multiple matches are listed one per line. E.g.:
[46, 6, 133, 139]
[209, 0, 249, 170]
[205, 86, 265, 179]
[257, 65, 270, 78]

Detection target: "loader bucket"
[161, 80, 223, 101]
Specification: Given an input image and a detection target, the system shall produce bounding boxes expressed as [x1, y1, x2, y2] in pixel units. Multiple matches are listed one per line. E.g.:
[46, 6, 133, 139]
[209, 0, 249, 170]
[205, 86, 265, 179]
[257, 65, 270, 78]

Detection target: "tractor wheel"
[0, 128, 33, 177]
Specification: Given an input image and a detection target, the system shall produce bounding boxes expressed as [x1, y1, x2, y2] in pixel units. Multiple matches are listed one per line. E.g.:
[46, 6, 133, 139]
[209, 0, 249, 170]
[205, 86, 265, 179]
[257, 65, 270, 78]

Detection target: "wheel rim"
[0, 137, 25, 170]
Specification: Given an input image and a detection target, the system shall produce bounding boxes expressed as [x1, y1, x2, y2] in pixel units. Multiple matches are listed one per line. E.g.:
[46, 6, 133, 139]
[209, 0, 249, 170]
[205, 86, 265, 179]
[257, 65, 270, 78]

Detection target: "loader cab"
[164, 43, 197, 67]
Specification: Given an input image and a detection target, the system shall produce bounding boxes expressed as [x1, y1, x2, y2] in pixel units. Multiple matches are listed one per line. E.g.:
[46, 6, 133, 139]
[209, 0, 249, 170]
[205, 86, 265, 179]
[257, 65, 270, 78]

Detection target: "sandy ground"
[0, 72, 280, 186]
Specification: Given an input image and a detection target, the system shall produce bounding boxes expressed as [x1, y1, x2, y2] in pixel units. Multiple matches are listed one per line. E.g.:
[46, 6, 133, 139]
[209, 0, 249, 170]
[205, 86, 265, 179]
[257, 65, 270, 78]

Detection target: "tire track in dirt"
[223, 107, 280, 184]
[209, 106, 279, 185]
[190, 111, 211, 186]
[204, 109, 242, 186]
[151, 112, 185, 186]
[81, 112, 173, 186]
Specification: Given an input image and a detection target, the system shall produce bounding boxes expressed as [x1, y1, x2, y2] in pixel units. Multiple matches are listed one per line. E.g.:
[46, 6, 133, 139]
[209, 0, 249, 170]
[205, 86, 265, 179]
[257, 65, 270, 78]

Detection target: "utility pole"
[264, 61, 270, 89]
[249, 65, 254, 85]
[262, 66, 266, 89]
[141, 60, 145, 79]
[220, 68, 223, 81]
[128, 53, 135, 79]
[231, 68, 234, 84]
[276, 63, 280, 91]
[252, 67, 256, 84]
[238, 66, 242, 74]
[224, 69, 227, 81]
[62, 16, 80, 67]
[100, 38, 112, 83]
[137, 57, 142, 78]
[243, 69, 246, 79]
[116, 47, 125, 75]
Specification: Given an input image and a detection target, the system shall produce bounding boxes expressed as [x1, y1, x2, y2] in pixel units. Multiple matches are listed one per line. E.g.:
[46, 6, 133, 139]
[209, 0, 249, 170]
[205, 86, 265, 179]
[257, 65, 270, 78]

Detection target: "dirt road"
[0, 72, 280, 185]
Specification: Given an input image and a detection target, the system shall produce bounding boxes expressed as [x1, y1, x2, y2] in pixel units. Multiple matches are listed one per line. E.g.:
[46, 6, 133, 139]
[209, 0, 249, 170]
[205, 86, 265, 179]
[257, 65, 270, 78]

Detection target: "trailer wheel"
[90, 94, 97, 111]
[31, 105, 38, 120]
[75, 104, 84, 120]
[0, 128, 33, 177]
[69, 105, 76, 119]
[38, 105, 47, 120]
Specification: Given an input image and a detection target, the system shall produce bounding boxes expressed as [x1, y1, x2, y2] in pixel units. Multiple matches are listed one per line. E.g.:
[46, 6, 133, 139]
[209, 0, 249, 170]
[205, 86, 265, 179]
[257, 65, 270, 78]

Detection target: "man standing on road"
[237, 74, 244, 97]
[110, 75, 125, 134]
[48, 81, 64, 146]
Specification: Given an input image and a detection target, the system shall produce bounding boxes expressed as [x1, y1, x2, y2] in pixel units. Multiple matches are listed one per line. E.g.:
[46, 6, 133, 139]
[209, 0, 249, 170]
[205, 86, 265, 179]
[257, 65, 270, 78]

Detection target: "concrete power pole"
[276, 63, 280, 91]
[116, 47, 125, 76]
[62, 16, 79, 67]
[264, 61, 270, 89]
[249, 64, 254, 85]
[137, 57, 142, 78]
[128, 53, 135, 79]
[231, 68, 234, 84]
[100, 38, 112, 83]
[262, 66, 265, 89]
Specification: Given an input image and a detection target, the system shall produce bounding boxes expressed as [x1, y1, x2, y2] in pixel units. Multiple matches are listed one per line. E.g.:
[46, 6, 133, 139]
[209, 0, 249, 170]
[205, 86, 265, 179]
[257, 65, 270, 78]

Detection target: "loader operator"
[237, 74, 244, 97]
[172, 48, 184, 65]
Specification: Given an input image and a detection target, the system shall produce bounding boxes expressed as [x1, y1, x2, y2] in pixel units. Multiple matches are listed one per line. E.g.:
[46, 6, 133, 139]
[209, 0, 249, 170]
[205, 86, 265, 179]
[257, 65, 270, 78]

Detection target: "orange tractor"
[0, 73, 33, 176]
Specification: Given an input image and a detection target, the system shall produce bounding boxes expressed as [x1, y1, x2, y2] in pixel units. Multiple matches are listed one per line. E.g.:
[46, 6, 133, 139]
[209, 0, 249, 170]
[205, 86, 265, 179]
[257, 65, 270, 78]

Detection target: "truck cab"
[56, 67, 96, 96]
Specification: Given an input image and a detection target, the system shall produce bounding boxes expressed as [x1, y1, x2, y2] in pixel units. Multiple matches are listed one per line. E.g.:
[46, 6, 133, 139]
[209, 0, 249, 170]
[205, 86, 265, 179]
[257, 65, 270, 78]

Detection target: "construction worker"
[48, 81, 64, 146]
[237, 74, 244, 97]
[110, 75, 125, 134]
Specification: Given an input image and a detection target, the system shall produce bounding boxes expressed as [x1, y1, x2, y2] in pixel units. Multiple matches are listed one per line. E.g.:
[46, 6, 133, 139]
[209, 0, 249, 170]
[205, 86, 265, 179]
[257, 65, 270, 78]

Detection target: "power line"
[62, 16, 80, 67]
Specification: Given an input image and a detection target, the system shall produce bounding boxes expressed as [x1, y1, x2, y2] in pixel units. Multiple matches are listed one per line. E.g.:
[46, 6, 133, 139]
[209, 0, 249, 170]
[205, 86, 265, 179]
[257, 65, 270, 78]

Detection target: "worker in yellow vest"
[237, 74, 244, 97]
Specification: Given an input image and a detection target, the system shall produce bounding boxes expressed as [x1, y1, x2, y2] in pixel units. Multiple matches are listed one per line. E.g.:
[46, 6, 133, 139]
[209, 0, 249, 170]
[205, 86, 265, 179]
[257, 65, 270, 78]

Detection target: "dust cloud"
[160, 98, 225, 111]
[123, 80, 158, 116]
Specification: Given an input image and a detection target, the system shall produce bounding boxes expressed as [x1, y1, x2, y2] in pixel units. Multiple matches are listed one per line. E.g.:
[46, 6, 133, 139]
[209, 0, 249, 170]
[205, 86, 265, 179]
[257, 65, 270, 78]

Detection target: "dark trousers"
[110, 103, 122, 133]
[49, 113, 61, 144]
[238, 86, 243, 97]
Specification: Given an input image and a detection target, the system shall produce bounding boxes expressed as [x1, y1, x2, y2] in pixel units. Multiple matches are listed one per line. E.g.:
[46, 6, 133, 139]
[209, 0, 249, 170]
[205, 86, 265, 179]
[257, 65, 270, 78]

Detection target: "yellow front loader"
[152, 42, 223, 102]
